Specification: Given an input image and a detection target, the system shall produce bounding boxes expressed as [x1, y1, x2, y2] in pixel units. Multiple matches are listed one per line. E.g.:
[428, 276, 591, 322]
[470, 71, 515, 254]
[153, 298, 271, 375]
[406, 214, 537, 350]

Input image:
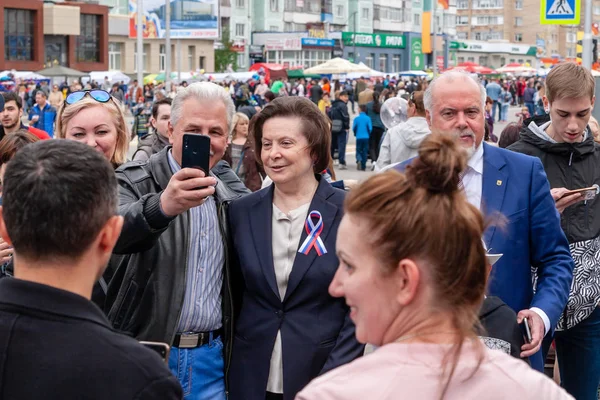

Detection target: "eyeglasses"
[65, 90, 111, 106]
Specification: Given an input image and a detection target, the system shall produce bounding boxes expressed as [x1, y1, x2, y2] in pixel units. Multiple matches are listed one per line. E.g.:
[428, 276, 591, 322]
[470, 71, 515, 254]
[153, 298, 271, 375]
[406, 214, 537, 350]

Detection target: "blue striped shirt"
[167, 150, 224, 332]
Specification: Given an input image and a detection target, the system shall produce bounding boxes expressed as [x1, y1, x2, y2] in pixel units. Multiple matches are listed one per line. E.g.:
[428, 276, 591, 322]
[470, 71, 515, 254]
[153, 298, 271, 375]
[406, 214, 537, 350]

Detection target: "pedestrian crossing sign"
[541, 0, 580, 25]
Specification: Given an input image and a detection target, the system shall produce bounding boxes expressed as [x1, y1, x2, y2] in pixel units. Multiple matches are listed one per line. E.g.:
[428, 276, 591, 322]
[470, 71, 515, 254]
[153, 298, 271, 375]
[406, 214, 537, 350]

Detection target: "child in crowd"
[318, 92, 331, 115]
[352, 104, 372, 171]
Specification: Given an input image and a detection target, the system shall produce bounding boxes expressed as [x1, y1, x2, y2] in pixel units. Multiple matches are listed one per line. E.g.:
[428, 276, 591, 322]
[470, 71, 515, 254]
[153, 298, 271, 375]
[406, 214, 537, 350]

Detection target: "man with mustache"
[103, 82, 250, 399]
[396, 71, 574, 372]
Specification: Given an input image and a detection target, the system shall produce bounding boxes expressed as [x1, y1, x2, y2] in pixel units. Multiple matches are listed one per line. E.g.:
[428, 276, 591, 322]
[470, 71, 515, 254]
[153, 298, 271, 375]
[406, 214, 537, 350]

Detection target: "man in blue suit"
[396, 71, 574, 371]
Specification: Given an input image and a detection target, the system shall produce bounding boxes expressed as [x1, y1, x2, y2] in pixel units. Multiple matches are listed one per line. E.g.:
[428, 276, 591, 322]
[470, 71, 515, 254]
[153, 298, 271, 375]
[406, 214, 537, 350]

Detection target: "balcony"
[472, 0, 503, 9]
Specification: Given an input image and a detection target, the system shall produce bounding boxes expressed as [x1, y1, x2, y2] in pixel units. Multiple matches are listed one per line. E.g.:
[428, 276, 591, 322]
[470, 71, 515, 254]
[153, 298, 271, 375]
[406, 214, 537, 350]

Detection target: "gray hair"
[171, 82, 236, 132]
[423, 71, 487, 116]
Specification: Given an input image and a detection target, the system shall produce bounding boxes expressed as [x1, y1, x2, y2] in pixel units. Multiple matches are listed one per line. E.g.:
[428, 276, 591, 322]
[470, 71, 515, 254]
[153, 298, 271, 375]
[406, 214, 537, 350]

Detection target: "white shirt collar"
[467, 142, 484, 175]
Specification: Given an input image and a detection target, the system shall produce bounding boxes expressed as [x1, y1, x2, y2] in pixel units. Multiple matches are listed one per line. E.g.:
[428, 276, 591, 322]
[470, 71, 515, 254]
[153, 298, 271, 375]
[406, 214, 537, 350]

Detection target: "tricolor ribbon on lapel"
[298, 210, 327, 256]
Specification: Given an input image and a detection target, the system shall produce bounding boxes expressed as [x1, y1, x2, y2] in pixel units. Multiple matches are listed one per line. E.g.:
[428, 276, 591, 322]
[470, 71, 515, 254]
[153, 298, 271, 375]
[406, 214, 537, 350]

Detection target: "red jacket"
[24, 124, 51, 140]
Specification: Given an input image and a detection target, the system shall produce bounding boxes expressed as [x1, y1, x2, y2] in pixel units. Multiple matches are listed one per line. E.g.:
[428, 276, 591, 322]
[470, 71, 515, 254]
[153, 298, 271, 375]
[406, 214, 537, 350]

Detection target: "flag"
[438, 0, 449, 9]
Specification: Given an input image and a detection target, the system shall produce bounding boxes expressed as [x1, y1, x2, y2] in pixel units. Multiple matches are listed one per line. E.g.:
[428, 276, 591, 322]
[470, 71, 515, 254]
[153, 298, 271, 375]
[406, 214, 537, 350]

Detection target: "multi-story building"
[456, 0, 600, 63]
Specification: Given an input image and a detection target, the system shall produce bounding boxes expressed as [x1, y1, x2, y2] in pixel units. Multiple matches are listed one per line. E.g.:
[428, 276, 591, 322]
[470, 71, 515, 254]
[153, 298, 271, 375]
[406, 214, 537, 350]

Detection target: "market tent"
[286, 69, 321, 80]
[143, 74, 159, 84]
[86, 71, 131, 85]
[358, 62, 387, 77]
[495, 63, 536, 75]
[304, 58, 371, 75]
[1, 71, 48, 80]
[445, 62, 494, 75]
[248, 63, 287, 82]
[395, 70, 429, 77]
[36, 65, 87, 78]
[207, 72, 255, 82]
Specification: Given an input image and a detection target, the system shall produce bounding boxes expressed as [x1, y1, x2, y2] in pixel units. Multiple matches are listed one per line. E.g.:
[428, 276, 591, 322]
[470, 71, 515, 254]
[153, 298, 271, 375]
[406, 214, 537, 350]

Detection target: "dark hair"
[359, 104, 367, 113]
[251, 97, 331, 173]
[373, 91, 381, 114]
[1, 92, 22, 109]
[409, 91, 426, 115]
[485, 96, 493, 105]
[345, 133, 486, 398]
[264, 91, 276, 102]
[0, 130, 40, 167]
[2, 140, 117, 262]
[498, 123, 522, 148]
[151, 97, 172, 119]
[35, 91, 47, 98]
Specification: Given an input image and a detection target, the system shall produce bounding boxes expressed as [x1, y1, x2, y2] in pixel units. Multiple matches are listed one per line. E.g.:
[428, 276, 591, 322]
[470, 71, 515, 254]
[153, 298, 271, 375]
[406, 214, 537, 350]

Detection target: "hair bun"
[406, 133, 467, 194]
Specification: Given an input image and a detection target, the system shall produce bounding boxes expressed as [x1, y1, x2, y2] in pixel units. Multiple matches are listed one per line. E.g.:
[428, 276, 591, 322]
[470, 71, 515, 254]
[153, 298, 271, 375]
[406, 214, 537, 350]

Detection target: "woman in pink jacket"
[296, 134, 572, 400]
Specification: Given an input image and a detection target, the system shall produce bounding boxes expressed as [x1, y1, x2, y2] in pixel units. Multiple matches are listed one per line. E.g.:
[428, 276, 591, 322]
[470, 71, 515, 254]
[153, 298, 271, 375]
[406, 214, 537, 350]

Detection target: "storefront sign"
[265, 38, 302, 51]
[341, 32, 405, 49]
[411, 38, 424, 70]
[301, 38, 335, 47]
[307, 23, 326, 39]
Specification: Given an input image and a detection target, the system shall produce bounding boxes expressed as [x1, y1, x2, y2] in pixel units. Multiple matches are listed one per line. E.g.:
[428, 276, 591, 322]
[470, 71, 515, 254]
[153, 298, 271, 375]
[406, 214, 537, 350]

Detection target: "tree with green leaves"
[215, 27, 238, 73]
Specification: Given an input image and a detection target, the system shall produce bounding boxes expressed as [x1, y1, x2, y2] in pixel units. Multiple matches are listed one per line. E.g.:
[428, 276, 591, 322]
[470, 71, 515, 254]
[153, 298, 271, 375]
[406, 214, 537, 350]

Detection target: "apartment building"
[456, 0, 600, 62]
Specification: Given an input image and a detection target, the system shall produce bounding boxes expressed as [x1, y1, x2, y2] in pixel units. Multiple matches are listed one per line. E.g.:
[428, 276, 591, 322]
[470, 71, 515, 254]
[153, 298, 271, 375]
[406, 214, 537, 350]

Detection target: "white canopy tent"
[207, 72, 255, 82]
[395, 70, 429, 78]
[84, 71, 131, 85]
[304, 58, 371, 75]
[0, 70, 48, 80]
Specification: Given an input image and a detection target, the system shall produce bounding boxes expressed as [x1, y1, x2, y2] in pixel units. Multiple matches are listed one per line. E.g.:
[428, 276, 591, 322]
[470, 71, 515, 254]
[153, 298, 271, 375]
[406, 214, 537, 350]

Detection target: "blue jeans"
[493, 100, 502, 121]
[356, 138, 369, 169]
[168, 336, 226, 400]
[501, 104, 509, 121]
[337, 130, 348, 166]
[555, 306, 600, 400]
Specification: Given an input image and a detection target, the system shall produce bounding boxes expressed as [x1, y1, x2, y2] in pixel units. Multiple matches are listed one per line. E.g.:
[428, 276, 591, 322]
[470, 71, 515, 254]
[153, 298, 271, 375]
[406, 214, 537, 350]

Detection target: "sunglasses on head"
[65, 90, 111, 106]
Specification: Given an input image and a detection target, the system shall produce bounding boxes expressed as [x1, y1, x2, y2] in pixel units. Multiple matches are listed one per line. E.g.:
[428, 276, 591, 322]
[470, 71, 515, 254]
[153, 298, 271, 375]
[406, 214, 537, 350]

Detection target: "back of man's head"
[1, 140, 117, 263]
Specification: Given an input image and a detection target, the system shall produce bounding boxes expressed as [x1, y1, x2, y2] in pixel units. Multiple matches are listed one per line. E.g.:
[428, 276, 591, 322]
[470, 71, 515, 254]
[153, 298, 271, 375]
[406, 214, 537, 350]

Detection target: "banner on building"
[341, 32, 405, 48]
[129, 0, 219, 39]
[411, 38, 424, 70]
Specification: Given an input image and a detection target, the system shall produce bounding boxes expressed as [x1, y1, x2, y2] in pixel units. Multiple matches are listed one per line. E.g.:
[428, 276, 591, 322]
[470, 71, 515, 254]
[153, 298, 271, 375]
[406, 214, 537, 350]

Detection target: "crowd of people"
[0, 62, 597, 400]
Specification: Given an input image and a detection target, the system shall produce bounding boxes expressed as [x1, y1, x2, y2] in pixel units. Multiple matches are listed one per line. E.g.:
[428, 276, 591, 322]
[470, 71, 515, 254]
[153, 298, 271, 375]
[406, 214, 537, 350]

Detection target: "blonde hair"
[546, 62, 595, 103]
[55, 96, 129, 167]
[231, 112, 250, 140]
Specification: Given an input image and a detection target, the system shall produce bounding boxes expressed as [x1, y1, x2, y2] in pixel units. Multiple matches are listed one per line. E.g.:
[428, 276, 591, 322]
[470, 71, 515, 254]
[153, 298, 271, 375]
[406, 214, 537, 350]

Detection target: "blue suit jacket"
[227, 178, 364, 400]
[397, 143, 574, 370]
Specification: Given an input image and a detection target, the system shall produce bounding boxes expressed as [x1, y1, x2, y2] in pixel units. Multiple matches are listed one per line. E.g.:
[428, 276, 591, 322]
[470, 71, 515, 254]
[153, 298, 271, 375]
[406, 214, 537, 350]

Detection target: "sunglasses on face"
[65, 90, 111, 106]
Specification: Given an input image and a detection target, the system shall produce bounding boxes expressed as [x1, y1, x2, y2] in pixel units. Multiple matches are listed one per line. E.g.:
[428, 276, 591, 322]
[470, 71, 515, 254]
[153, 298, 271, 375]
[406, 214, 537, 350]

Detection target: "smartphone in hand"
[563, 184, 600, 201]
[520, 317, 532, 344]
[181, 134, 211, 189]
[140, 341, 170, 364]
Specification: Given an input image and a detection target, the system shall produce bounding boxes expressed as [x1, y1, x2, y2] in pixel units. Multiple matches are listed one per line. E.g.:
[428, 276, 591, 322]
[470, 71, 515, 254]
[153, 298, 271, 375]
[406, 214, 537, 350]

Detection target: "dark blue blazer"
[397, 143, 574, 370]
[227, 178, 364, 400]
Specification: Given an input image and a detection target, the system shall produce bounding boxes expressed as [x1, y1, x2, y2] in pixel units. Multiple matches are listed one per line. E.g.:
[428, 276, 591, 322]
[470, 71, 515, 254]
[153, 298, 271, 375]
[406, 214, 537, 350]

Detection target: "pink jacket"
[296, 341, 573, 400]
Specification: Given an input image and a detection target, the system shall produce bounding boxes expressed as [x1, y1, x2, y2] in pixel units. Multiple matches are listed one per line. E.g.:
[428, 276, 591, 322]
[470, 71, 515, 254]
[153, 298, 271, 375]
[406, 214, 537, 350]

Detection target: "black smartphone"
[182, 133, 211, 175]
[520, 317, 532, 344]
[140, 341, 170, 364]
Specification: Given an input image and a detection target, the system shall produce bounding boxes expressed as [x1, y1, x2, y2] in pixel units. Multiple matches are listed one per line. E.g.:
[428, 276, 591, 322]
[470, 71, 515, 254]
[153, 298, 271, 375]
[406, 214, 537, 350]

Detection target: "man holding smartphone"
[104, 82, 249, 400]
[509, 63, 600, 400]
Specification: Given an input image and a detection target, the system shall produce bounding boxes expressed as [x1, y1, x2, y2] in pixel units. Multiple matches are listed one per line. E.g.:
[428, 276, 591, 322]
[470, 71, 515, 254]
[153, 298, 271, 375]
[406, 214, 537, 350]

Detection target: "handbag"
[331, 119, 343, 133]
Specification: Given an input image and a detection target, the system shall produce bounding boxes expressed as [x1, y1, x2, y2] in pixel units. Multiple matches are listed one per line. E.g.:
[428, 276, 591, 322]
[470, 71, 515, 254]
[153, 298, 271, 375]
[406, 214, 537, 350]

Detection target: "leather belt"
[173, 328, 223, 349]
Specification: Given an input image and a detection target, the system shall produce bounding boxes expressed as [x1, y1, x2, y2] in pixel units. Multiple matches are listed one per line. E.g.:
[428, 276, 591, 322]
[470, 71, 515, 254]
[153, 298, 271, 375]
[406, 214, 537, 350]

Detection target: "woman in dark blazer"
[227, 97, 364, 400]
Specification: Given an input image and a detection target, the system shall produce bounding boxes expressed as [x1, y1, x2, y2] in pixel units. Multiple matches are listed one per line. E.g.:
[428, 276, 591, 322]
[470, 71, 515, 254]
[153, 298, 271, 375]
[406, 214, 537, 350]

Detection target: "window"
[365, 53, 375, 69]
[594, 6, 600, 15]
[379, 54, 387, 72]
[517, 59, 524, 64]
[467, 56, 475, 62]
[472, 0, 503, 8]
[237, 53, 246, 69]
[392, 55, 400, 72]
[472, 15, 503, 25]
[457, 0, 469, 9]
[108, 42, 122, 70]
[336, 5, 344, 16]
[348, 52, 355, 62]
[474, 32, 481, 40]
[362, 7, 369, 20]
[414, 13, 421, 26]
[457, 32, 468, 39]
[456, 15, 469, 25]
[76, 14, 100, 63]
[515, 0, 523, 9]
[133, 44, 150, 72]
[514, 33, 523, 42]
[159, 44, 166, 71]
[270, 0, 278, 12]
[236, 0, 244, 7]
[515, 17, 522, 26]
[566, 32, 577, 43]
[235, 23, 245, 36]
[567, 48, 575, 58]
[4, 8, 34, 61]
[199, 56, 206, 70]
[270, 25, 278, 31]
[458, 56, 465, 63]
[479, 56, 488, 66]
[188, 46, 196, 70]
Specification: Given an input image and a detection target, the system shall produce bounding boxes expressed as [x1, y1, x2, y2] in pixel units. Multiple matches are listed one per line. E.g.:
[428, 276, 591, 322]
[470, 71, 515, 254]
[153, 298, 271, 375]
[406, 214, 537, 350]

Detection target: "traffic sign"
[541, 0, 580, 25]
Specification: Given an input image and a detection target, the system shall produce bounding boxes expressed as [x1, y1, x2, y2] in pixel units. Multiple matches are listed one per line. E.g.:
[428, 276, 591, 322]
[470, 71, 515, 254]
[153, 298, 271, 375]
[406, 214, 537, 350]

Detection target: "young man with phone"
[0, 140, 181, 399]
[509, 63, 600, 400]
[104, 82, 249, 399]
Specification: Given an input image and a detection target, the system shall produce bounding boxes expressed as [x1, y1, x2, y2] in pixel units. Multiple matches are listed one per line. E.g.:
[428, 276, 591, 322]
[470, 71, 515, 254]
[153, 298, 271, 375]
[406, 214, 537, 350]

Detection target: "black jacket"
[103, 147, 250, 385]
[133, 132, 170, 161]
[508, 115, 600, 243]
[0, 278, 182, 399]
[329, 99, 350, 130]
[310, 85, 323, 104]
[479, 296, 528, 363]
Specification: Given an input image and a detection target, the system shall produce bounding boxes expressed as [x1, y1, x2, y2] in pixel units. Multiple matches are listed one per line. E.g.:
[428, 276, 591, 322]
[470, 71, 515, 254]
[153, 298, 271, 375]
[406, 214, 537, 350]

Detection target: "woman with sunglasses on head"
[55, 90, 129, 168]
[297, 134, 572, 400]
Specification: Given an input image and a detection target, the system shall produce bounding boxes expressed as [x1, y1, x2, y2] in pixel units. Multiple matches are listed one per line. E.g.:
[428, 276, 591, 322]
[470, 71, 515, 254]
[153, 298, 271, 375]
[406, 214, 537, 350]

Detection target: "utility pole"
[432, 3, 437, 76]
[583, 0, 593, 69]
[165, 0, 171, 90]
[353, 11, 358, 63]
[136, 0, 144, 86]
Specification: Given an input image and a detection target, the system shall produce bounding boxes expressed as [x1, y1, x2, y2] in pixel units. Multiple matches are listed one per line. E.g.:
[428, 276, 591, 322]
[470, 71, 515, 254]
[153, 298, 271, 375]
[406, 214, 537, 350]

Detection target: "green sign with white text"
[410, 38, 424, 70]
[342, 32, 405, 49]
